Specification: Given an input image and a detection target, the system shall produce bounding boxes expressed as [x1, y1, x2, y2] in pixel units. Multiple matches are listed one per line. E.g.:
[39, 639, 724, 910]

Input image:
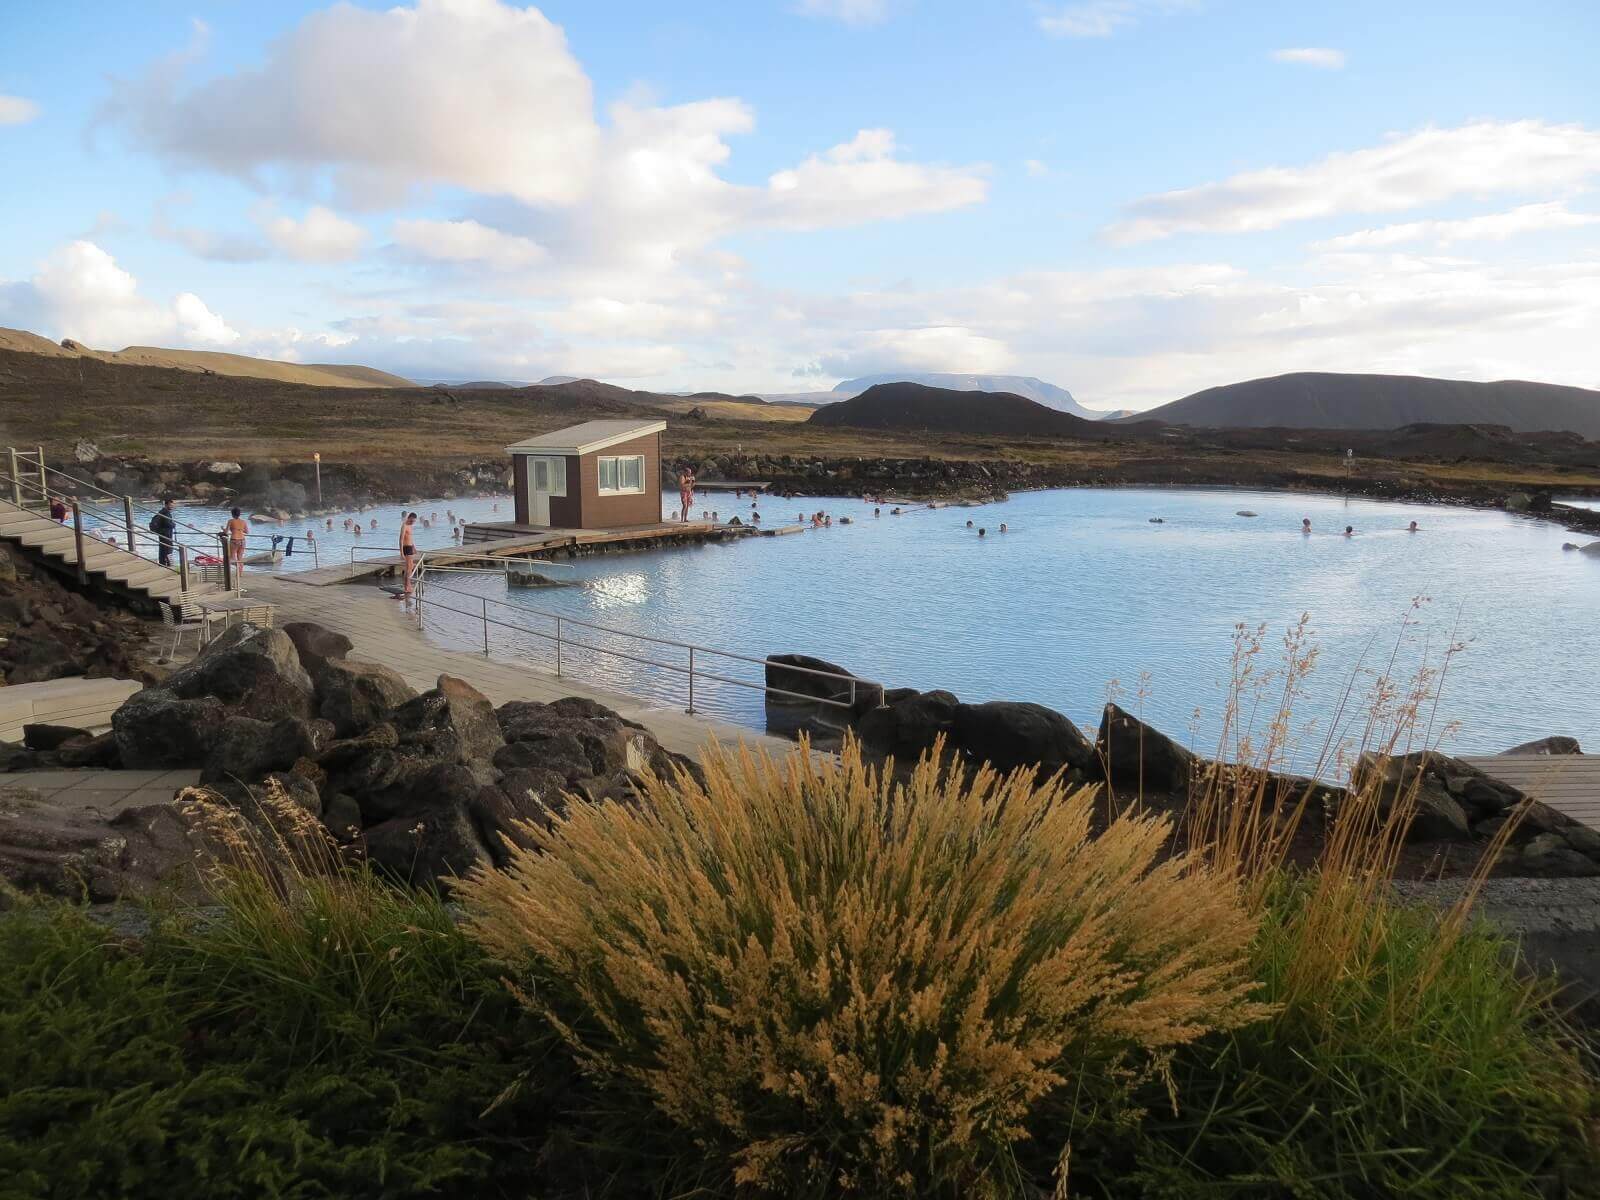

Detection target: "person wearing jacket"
[149, 499, 177, 567]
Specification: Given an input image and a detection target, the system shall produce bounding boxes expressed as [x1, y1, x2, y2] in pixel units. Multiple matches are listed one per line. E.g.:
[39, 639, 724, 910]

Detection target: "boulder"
[1501, 735, 1583, 756]
[1515, 832, 1600, 876]
[163, 623, 316, 720]
[112, 687, 229, 769]
[282, 621, 353, 675]
[494, 697, 658, 781]
[3, 634, 80, 684]
[363, 802, 492, 887]
[1354, 752, 1472, 842]
[855, 689, 960, 761]
[321, 792, 364, 841]
[56, 731, 121, 769]
[391, 675, 503, 765]
[1095, 704, 1196, 793]
[1504, 491, 1533, 512]
[317, 658, 417, 736]
[763, 653, 882, 712]
[950, 700, 1096, 779]
[200, 715, 333, 785]
[22, 723, 94, 752]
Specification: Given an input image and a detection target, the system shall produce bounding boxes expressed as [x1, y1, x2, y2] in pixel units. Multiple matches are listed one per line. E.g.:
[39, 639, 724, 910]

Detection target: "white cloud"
[1025, 158, 1050, 177]
[794, 0, 892, 26]
[1038, 0, 1193, 38]
[106, 0, 599, 206]
[762, 129, 987, 228]
[0, 94, 39, 125]
[816, 326, 1014, 376]
[1270, 47, 1346, 69]
[261, 206, 368, 262]
[1105, 120, 1600, 243]
[1314, 201, 1600, 251]
[392, 218, 546, 268]
[0, 241, 238, 349]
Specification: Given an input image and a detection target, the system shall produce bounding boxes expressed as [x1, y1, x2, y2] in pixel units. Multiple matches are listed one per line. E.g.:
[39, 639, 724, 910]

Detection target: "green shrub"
[1102, 876, 1600, 1199]
[0, 865, 561, 1200]
[457, 736, 1268, 1198]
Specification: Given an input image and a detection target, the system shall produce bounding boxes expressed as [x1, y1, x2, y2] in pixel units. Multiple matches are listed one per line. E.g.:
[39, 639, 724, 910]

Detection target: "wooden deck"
[1462, 755, 1600, 831]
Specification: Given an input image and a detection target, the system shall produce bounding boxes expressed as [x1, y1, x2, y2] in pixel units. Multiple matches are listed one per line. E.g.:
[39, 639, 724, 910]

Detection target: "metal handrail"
[413, 569, 877, 716]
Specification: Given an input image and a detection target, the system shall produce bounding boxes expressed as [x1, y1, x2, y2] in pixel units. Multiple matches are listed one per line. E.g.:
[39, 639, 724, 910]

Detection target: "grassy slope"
[1, 345, 1598, 496]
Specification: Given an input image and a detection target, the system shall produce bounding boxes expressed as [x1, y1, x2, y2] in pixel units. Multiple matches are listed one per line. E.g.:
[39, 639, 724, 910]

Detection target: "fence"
[412, 566, 877, 717]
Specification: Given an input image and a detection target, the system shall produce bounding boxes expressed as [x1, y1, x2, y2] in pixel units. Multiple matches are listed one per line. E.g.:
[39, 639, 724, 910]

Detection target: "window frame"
[596, 453, 646, 496]
[527, 455, 567, 497]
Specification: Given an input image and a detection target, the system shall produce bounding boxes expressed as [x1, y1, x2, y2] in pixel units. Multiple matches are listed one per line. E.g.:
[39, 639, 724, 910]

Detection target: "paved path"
[249, 572, 793, 762]
[0, 767, 199, 814]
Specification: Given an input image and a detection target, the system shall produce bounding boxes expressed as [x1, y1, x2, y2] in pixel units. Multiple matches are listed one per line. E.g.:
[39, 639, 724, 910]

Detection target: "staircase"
[0, 497, 216, 606]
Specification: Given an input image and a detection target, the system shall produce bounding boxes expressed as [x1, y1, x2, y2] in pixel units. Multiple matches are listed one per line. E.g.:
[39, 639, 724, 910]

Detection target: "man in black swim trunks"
[399, 511, 418, 599]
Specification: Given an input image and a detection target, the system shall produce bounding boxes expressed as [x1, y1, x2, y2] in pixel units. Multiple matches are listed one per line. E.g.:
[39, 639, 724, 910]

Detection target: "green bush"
[0, 872, 561, 1200]
[1098, 876, 1600, 1199]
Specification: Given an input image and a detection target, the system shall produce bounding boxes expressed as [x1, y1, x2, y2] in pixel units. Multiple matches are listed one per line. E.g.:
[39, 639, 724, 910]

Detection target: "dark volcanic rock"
[56, 730, 121, 769]
[317, 658, 417, 737]
[855, 689, 960, 761]
[1355, 752, 1473, 843]
[763, 653, 880, 711]
[1501, 735, 1583, 756]
[951, 700, 1096, 779]
[200, 715, 334, 786]
[163, 623, 316, 719]
[111, 687, 229, 768]
[391, 674, 504, 764]
[282, 621, 353, 675]
[22, 724, 94, 752]
[364, 803, 492, 887]
[495, 696, 659, 780]
[1096, 704, 1197, 793]
[3, 634, 79, 684]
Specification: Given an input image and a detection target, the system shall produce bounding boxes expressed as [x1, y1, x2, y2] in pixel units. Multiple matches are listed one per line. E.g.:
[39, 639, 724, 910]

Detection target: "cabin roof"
[505, 419, 666, 457]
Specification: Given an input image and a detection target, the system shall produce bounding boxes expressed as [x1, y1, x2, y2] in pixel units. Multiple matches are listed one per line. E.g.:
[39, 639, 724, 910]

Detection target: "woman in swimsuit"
[677, 467, 696, 523]
[399, 511, 418, 599]
[225, 508, 249, 586]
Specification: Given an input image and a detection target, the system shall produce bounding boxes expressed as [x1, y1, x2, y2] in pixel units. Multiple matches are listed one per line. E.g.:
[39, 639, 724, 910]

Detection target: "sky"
[1, 0, 1598, 411]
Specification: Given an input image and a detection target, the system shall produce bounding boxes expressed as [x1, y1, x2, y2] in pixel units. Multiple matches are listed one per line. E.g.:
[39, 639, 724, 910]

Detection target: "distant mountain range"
[808, 382, 1155, 440]
[1138, 372, 1600, 439]
[765, 372, 1116, 418]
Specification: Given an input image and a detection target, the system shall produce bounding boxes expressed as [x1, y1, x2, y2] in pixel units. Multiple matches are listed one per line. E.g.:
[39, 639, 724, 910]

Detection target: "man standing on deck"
[398, 511, 418, 600]
[150, 499, 177, 568]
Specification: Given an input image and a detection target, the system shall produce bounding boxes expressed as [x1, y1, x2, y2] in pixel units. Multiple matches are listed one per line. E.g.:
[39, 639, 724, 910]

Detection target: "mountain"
[829, 372, 1095, 417]
[807, 382, 1152, 439]
[1137, 372, 1600, 438]
[0, 328, 415, 389]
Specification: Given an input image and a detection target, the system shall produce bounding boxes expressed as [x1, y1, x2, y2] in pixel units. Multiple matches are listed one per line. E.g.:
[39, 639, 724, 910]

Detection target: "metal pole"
[8, 449, 20, 507]
[219, 532, 232, 592]
[555, 615, 563, 677]
[123, 496, 137, 556]
[481, 597, 490, 656]
[686, 646, 695, 713]
[178, 544, 190, 593]
[35, 447, 46, 504]
[313, 451, 322, 506]
[71, 502, 87, 584]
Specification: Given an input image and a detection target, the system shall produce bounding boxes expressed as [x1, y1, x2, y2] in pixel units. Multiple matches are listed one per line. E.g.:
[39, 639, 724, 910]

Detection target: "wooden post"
[7, 448, 19, 507]
[178, 544, 190, 594]
[71, 502, 87, 584]
[218, 531, 232, 592]
[123, 496, 137, 556]
[35, 447, 46, 505]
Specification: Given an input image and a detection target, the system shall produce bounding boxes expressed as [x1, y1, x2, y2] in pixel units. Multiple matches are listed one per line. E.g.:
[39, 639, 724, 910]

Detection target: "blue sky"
[2, 0, 1598, 409]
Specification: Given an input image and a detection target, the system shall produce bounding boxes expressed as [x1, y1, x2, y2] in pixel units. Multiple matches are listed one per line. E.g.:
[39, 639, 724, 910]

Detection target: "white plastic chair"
[160, 591, 222, 657]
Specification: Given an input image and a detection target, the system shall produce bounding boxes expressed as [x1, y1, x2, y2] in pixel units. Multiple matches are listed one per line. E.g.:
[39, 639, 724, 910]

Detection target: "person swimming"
[978, 527, 986, 537]
[1408, 520, 1419, 532]
[874, 507, 881, 517]
[1302, 518, 1312, 534]
[966, 519, 974, 528]
[999, 523, 1008, 533]
[1343, 525, 1354, 537]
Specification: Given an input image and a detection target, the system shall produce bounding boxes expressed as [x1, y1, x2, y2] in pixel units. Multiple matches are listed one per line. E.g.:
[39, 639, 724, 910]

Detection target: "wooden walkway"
[1463, 755, 1600, 831]
[245, 573, 792, 763]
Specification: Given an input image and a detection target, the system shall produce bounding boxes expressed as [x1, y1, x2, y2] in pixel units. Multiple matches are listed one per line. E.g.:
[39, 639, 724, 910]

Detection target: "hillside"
[0, 328, 415, 389]
[807, 382, 1145, 439]
[826, 372, 1094, 417]
[1141, 372, 1600, 438]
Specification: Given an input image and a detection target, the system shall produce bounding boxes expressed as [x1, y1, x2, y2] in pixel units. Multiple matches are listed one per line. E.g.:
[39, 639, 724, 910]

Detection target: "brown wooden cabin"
[506, 419, 665, 528]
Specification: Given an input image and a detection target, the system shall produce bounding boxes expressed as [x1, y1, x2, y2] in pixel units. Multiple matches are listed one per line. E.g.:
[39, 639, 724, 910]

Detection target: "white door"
[525, 455, 564, 525]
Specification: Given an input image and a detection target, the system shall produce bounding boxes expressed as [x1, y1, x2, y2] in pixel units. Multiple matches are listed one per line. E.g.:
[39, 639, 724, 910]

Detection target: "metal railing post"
[178, 544, 190, 593]
[123, 495, 137, 555]
[554, 615, 563, 677]
[7, 449, 19, 507]
[218, 532, 233, 592]
[35, 448, 45, 507]
[70, 502, 87, 584]
[686, 646, 696, 713]
[481, 597, 490, 656]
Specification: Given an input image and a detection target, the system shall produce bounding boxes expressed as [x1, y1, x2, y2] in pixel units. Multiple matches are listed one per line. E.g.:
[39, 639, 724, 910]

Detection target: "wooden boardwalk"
[1463, 755, 1600, 831]
[245, 573, 793, 763]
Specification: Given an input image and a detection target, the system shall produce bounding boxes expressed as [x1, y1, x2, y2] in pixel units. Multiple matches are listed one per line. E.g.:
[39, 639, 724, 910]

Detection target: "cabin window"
[597, 454, 645, 495]
[529, 455, 566, 496]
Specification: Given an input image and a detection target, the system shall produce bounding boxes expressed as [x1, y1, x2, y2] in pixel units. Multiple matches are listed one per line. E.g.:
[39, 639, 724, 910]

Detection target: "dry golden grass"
[457, 736, 1268, 1196]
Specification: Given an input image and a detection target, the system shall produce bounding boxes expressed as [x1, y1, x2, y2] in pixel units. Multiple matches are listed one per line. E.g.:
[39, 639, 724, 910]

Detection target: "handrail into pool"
[412, 567, 879, 716]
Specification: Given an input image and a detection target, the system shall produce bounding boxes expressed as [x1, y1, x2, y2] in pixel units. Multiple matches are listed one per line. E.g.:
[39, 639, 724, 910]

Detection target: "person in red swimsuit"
[224, 508, 249, 585]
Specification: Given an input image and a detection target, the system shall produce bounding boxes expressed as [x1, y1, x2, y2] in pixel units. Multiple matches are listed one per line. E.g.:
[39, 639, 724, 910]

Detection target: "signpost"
[313, 451, 322, 506]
